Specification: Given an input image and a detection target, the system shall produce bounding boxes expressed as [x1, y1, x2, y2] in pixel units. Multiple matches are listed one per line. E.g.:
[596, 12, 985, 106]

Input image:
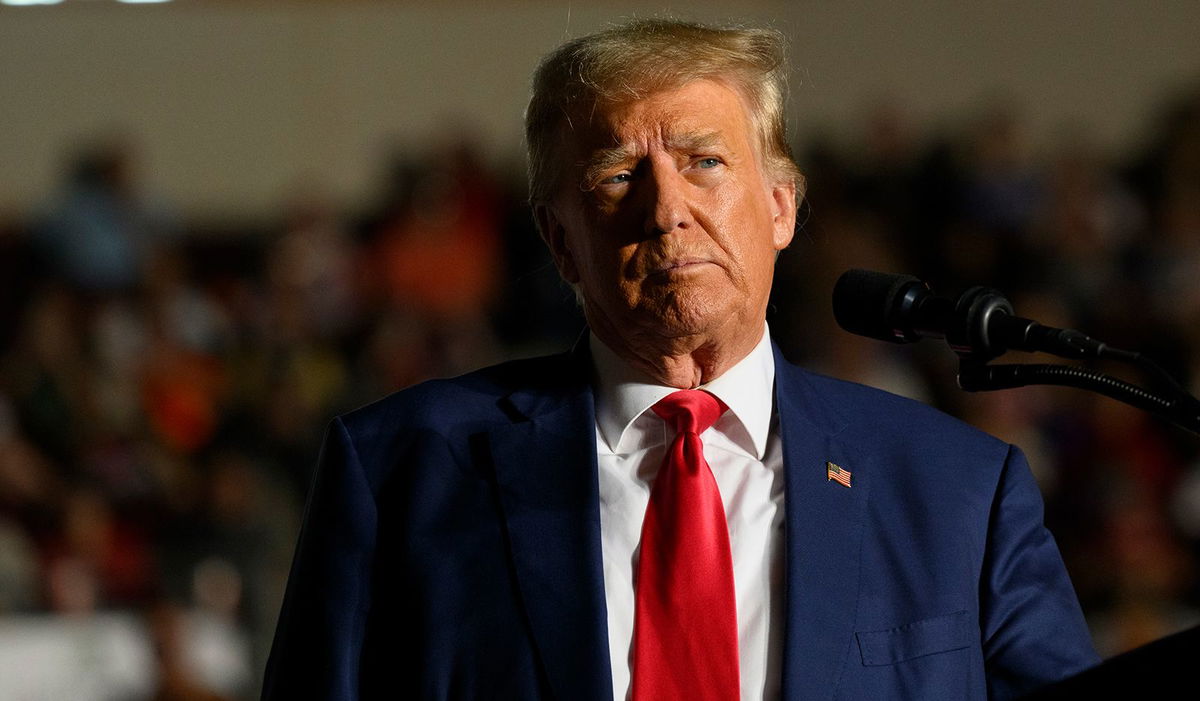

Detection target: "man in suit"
[263, 19, 1098, 700]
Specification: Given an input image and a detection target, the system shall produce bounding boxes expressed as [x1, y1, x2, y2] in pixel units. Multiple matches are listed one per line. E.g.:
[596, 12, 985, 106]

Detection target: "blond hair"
[525, 18, 802, 204]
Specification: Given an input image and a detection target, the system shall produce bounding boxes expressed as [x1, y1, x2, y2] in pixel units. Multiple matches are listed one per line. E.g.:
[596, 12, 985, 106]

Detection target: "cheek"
[716, 189, 776, 267]
[573, 238, 635, 294]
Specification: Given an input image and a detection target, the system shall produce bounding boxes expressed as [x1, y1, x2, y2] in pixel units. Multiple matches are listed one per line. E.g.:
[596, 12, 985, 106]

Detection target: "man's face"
[537, 79, 796, 351]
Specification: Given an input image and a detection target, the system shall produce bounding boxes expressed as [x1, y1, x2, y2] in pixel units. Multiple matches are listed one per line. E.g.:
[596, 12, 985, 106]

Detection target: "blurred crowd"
[1, 83, 1199, 699]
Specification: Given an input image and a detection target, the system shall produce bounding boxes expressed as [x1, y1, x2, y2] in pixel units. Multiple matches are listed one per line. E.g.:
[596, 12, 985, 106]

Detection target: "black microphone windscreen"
[832, 269, 922, 343]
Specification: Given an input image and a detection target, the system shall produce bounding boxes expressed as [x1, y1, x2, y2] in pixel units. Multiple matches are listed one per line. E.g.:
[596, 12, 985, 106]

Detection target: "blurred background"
[1, 1, 1198, 698]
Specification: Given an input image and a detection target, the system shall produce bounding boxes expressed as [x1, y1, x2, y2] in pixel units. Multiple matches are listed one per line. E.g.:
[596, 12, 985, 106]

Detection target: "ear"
[533, 202, 580, 284]
[769, 177, 799, 250]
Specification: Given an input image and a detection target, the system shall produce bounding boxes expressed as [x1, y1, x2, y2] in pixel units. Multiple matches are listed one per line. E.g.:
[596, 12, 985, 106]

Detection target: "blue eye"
[697, 157, 721, 169]
[602, 172, 632, 185]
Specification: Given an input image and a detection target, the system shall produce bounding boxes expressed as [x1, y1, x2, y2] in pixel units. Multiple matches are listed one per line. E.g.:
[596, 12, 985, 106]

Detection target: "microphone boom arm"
[957, 360, 1200, 436]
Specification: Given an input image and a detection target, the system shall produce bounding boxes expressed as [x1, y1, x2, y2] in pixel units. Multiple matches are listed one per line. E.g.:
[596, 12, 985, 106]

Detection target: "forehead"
[569, 79, 757, 153]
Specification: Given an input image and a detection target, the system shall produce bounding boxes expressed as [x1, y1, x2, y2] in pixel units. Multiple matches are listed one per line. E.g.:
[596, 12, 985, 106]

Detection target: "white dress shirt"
[591, 324, 785, 701]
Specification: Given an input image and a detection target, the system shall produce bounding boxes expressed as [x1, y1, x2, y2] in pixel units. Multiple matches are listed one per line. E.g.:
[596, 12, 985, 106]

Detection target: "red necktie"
[632, 389, 739, 700]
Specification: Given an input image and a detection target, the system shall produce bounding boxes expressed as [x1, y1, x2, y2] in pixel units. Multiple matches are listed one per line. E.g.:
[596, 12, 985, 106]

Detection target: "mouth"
[647, 258, 716, 277]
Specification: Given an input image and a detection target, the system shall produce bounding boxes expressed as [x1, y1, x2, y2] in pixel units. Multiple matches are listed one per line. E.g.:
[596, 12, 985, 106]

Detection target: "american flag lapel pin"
[826, 461, 852, 488]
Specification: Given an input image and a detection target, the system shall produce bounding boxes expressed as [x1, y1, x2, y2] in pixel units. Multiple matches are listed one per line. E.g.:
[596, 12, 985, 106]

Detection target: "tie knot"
[651, 389, 727, 435]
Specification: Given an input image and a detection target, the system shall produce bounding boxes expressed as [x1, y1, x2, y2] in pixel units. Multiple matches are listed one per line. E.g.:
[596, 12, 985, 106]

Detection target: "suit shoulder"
[335, 351, 577, 439]
[795, 366, 1009, 454]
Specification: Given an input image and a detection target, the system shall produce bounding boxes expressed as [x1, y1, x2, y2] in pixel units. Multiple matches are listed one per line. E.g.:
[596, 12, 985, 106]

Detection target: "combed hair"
[524, 18, 803, 205]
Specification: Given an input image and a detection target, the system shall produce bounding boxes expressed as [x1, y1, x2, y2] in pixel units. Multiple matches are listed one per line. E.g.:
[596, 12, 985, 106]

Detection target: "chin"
[644, 291, 740, 338]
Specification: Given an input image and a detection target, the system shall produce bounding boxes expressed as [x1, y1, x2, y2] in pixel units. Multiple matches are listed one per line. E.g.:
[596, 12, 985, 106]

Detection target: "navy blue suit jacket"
[262, 342, 1098, 700]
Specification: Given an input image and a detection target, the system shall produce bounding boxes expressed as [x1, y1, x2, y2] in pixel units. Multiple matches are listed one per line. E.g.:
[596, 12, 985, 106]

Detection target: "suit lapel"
[488, 351, 612, 701]
[774, 347, 868, 700]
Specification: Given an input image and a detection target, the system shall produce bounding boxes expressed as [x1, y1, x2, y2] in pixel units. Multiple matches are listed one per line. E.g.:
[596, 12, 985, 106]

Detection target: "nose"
[643, 160, 694, 236]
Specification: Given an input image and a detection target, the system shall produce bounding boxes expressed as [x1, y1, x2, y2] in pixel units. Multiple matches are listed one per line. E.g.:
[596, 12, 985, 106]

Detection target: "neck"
[590, 318, 765, 389]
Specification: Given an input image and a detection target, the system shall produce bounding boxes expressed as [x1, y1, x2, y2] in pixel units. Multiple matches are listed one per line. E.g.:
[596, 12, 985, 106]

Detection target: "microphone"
[832, 269, 1106, 361]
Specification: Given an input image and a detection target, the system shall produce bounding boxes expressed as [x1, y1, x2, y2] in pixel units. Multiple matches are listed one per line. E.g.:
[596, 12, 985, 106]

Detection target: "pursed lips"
[643, 257, 718, 277]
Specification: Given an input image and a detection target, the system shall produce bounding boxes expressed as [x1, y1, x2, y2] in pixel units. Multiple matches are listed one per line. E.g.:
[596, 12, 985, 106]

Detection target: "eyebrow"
[581, 130, 727, 186]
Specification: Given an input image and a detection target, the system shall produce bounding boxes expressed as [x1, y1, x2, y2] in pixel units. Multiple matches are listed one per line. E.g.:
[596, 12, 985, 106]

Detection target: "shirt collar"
[591, 323, 775, 458]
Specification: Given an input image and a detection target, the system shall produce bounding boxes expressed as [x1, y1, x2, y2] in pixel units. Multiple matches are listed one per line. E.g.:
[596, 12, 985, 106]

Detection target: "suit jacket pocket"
[856, 610, 974, 666]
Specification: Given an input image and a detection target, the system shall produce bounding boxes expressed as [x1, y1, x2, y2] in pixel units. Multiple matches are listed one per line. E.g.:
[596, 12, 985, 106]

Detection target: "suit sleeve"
[980, 444, 1100, 699]
[262, 417, 378, 701]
